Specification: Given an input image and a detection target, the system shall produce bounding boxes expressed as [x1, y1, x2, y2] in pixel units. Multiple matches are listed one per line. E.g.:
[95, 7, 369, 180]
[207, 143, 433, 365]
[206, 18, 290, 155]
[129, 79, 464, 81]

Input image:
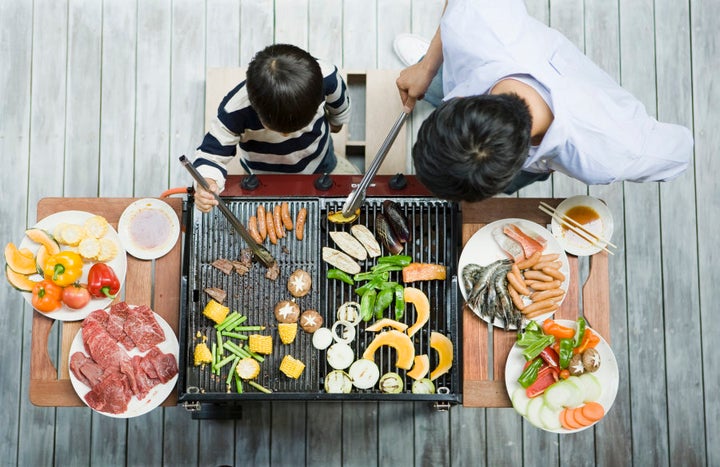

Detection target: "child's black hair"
[245, 44, 324, 133]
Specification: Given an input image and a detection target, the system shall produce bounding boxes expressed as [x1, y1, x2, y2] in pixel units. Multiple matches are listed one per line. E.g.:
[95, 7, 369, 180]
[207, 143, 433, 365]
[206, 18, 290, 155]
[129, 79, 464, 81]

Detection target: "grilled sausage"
[257, 205, 267, 240]
[527, 279, 562, 291]
[507, 270, 530, 296]
[273, 205, 285, 239]
[507, 284, 526, 311]
[521, 298, 558, 315]
[542, 267, 566, 282]
[295, 207, 307, 241]
[530, 288, 565, 302]
[524, 270, 554, 282]
[281, 201, 293, 230]
[266, 207, 278, 244]
[248, 215, 263, 244]
[525, 303, 560, 319]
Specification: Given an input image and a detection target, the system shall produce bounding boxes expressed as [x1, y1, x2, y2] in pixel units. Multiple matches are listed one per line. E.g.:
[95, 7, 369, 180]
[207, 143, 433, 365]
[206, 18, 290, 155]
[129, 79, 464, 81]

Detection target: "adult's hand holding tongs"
[341, 110, 410, 218]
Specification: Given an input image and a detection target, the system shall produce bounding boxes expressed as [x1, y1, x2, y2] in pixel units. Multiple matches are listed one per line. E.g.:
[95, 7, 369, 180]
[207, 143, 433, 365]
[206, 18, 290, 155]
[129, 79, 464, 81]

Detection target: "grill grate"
[178, 196, 461, 402]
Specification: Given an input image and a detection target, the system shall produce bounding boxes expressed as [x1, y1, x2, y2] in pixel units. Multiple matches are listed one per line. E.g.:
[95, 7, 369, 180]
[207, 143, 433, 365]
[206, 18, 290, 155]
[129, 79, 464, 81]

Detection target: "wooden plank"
[135, 0, 173, 197]
[377, 0, 411, 69]
[235, 402, 271, 465]
[414, 403, 450, 465]
[364, 70, 408, 174]
[342, 0, 377, 69]
[0, 1, 33, 463]
[655, 0, 705, 465]
[692, 0, 720, 464]
[342, 401, 378, 465]
[620, 0, 671, 463]
[306, 401, 343, 466]
[207, 0, 241, 68]
[239, 0, 273, 66]
[308, 0, 342, 64]
[377, 402, 414, 465]
[449, 406, 487, 465]
[275, 0, 308, 46]
[18, 0, 68, 463]
[270, 401, 307, 464]
[199, 419, 236, 466]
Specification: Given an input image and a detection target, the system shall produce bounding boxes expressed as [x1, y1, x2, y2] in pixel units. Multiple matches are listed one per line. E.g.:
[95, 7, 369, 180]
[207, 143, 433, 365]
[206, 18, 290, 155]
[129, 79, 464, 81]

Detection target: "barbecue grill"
[177, 174, 462, 417]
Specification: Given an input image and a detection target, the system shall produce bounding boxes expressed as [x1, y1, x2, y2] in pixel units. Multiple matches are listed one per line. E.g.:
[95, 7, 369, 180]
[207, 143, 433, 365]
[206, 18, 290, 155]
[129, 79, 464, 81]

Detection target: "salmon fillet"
[502, 224, 545, 258]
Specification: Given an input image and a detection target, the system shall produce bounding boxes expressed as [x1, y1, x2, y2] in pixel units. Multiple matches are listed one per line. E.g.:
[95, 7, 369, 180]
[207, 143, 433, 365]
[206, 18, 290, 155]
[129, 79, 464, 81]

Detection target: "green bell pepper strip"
[373, 287, 395, 319]
[573, 317, 587, 348]
[517, 358, 544, 388]
[327, 268, 354, 285]
[521, 334, 555, 361]
[360, 289, 377, 321]
[369, 263, 405, 274]
[354, 270, 389, 282]
[377, 255, 412, 266]
[559, 338, 575, 369]
[393, 284, 405, 320]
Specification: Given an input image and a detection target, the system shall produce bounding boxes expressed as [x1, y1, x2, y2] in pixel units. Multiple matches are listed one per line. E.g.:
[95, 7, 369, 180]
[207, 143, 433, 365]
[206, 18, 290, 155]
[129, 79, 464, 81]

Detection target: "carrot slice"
[581, 401, 605, 422]
[572, 407, 595, 427]
[559, 409, 574, 430]
[564, 409, 583, 430]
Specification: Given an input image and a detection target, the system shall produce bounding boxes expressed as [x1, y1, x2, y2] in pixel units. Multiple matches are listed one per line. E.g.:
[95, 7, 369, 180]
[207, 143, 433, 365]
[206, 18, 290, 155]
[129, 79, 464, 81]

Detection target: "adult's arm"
[395, 1, 447, 111]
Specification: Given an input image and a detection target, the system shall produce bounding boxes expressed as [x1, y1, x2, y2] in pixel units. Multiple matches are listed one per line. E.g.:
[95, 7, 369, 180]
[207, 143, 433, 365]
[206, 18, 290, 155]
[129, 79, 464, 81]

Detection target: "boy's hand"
[330, 123, 343, 133]
[194, 178, 219, 213]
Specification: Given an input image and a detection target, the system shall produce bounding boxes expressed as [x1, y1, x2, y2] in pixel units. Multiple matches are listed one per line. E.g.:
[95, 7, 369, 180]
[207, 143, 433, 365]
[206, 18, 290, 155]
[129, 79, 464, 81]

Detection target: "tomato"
[62, 284, 91, 310]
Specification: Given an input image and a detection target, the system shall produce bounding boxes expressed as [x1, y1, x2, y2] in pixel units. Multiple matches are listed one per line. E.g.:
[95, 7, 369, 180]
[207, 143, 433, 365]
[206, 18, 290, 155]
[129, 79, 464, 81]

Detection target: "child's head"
[412, 95, 532, 202]
[246, 44, 324, 133]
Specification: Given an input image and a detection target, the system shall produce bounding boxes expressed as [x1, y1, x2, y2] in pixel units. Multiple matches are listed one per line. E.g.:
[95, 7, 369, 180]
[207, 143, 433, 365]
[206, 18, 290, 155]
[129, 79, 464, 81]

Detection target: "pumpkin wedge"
[364, 318, 408, 333]
[429, 331, 453, 381]
[407, 354, 430, 380]
[404, 287, 430, 337]
[362, 330, 415, 370]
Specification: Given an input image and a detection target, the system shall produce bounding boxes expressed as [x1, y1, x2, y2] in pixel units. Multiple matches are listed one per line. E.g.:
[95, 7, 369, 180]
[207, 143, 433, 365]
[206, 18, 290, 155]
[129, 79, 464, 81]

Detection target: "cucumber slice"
[525, 396, 545, 428]
[564, 377, 585, 408]
[539, 404, 563, 431]
[544, 381, 572, 410]
[579, 372, 602, 402]
[511, 387, 531, 416]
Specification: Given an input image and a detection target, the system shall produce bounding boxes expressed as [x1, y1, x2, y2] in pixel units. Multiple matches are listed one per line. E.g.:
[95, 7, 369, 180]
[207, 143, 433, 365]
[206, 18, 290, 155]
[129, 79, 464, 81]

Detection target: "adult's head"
[412, 95, 532, 202]
[246, 44, 324, 133]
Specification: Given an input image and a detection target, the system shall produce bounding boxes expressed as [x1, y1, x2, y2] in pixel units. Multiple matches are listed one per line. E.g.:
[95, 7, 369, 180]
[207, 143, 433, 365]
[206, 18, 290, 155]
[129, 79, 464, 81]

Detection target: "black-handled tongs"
[179, 155, 276, 268]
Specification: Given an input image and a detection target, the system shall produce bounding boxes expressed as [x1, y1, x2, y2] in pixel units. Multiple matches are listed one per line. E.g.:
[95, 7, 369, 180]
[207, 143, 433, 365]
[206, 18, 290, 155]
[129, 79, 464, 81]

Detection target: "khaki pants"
[331, 156, 362, 175]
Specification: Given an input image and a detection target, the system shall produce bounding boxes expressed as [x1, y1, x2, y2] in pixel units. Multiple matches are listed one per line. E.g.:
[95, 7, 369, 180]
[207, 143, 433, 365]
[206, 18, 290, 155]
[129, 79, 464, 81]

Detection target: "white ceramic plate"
[504, 319, 619, 433]
[457, 218, 570, 329]
[118, 198, 180, 260]
[68, 307, 179, 418]
[18, 210, 127, 321]
[550, 195, 614, 257]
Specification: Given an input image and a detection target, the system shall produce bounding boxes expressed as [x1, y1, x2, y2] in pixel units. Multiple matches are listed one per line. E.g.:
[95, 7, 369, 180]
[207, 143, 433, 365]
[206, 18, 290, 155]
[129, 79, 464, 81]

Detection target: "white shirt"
[440, 0, 693, 185]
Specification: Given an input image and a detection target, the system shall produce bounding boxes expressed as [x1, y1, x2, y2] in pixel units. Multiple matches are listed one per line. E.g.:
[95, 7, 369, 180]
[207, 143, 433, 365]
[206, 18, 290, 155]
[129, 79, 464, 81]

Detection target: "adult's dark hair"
[246, 44, 324, 133]
[412, 95, 532, 202]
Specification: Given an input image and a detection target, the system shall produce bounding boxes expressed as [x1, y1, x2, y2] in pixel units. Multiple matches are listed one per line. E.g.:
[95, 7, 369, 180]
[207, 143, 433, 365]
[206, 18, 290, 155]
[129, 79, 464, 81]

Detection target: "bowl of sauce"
[550, 195, 614, 256]
[118, 199, 180, 260]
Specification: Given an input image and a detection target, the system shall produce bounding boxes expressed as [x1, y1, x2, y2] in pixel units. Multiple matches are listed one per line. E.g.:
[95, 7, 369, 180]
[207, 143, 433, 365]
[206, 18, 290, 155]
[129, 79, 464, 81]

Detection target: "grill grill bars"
[178, 196, 460, 402]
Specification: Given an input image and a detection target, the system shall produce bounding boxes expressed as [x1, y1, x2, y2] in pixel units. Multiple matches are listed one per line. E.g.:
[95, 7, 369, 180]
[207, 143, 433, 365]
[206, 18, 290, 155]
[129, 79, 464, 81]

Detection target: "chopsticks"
[538, 201, 616, 255]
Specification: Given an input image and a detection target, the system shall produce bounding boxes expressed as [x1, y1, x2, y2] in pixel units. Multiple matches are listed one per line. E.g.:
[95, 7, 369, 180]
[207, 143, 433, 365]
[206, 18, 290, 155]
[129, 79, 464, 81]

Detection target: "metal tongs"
[179, 155, 276, 268]
[341, 111, 410, 217]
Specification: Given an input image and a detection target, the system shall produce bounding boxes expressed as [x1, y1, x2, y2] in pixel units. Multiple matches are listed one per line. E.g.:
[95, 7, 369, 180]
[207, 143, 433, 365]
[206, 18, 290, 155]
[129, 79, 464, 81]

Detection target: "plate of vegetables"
[9, 210, 127, 321]
[504, 318, 619, 433]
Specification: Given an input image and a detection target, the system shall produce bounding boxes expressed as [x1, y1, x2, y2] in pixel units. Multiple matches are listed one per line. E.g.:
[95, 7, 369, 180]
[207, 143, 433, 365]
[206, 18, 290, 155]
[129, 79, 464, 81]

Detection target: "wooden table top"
[29, 197, 183, 407]
[28, 196, 609, 409]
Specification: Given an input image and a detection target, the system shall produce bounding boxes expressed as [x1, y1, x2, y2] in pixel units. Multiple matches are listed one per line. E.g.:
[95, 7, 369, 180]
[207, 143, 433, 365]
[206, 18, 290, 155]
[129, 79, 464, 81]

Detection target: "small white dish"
[118, 199, 180, 260]
[550, 196, 614, 257]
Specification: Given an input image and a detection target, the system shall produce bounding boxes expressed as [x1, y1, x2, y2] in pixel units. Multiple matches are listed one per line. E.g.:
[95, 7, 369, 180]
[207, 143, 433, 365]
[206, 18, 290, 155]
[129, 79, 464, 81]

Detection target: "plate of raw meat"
[68, 302, 179, 418]
[458, 218, 570, 330]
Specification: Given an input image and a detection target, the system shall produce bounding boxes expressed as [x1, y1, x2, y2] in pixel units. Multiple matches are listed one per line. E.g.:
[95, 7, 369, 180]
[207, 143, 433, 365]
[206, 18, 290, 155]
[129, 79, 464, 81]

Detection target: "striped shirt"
[194, 60, 350, 191]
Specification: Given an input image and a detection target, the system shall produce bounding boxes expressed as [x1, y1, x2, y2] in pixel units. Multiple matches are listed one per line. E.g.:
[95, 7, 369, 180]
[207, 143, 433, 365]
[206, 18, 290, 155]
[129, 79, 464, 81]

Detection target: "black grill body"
[177, 196, 461, 404]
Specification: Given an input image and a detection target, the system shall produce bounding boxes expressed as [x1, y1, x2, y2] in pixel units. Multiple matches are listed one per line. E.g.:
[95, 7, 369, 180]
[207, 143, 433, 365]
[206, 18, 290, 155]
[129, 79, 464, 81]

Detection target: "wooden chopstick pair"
[538, 201, 616, 255]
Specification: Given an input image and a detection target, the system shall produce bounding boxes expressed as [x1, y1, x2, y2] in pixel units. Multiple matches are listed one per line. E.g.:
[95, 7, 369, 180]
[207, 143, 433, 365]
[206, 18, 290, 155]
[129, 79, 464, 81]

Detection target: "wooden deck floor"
[1, 0, 717, 466]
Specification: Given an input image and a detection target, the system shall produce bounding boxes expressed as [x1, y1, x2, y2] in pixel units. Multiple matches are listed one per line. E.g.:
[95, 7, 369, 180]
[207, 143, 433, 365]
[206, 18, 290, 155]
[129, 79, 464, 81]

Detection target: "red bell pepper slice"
[526, 365, 559, 398]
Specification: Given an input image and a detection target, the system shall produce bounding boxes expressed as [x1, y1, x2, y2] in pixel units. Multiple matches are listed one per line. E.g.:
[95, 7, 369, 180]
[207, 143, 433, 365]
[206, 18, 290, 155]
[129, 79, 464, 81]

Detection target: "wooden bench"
[204, 68, 409, 175]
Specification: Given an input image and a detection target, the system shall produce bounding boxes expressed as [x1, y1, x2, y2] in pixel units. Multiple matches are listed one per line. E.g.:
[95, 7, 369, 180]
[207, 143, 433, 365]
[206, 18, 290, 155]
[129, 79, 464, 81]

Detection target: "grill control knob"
[389, 173, 407, 190]
[314, 173, 333, 191]
[241, 174, 260, 191]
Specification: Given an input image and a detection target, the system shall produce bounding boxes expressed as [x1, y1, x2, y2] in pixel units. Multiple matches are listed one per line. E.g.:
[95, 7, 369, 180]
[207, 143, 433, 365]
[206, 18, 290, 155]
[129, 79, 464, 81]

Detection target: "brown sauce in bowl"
[562, 205, 602, 246]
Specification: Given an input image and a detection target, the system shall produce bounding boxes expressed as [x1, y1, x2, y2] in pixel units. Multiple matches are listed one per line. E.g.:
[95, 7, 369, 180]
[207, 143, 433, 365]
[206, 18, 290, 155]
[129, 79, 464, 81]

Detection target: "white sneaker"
[393, 33, 431, 67]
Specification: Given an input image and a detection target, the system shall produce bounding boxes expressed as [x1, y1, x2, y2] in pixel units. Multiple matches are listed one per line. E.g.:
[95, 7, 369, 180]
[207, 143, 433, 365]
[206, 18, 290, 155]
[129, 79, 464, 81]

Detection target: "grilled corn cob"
[203, 299, 230, 324]
[248, 334, 273, 355]
[83, 215, 109, 238]
[194, 343, 213, 366]
[279, 355, 305, 379]
[278, 323, 298, 344]
[235, 357, 261, 380]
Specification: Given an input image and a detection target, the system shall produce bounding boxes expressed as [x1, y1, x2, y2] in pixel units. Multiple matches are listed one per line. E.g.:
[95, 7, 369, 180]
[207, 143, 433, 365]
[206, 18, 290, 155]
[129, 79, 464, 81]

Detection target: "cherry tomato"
[61, 284, 91, 310]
